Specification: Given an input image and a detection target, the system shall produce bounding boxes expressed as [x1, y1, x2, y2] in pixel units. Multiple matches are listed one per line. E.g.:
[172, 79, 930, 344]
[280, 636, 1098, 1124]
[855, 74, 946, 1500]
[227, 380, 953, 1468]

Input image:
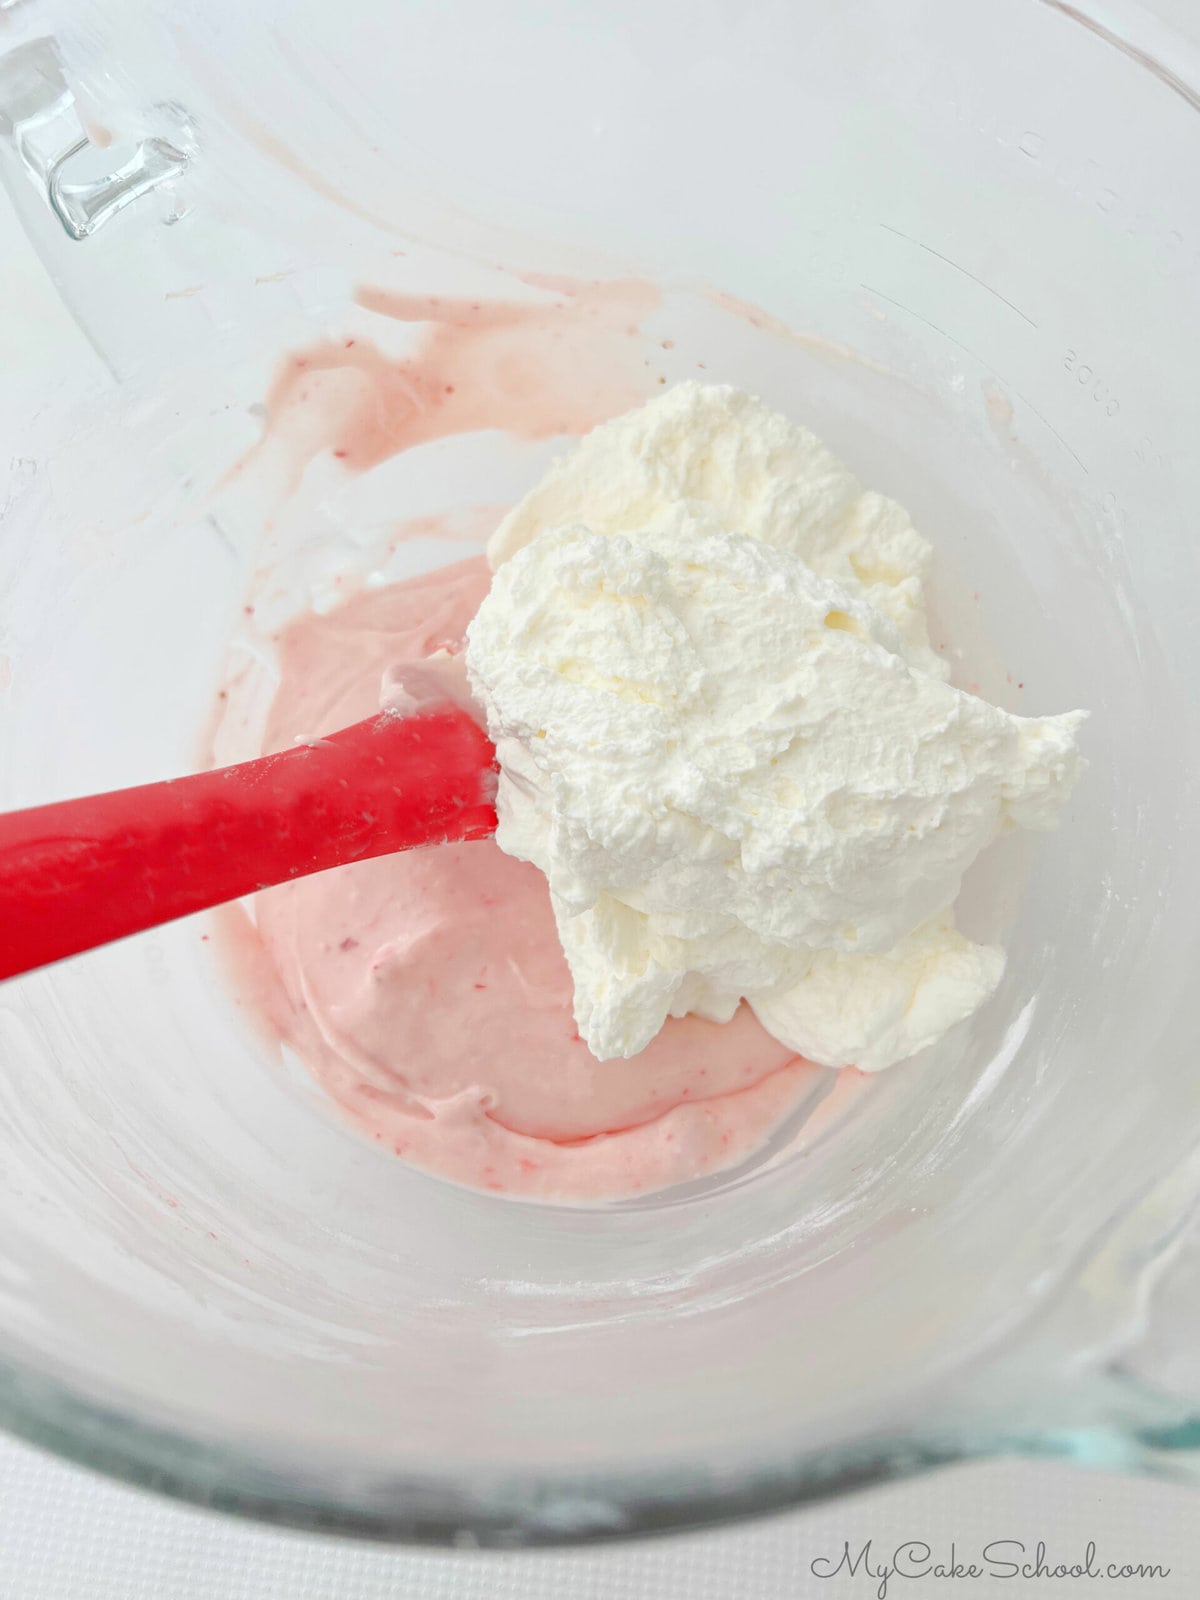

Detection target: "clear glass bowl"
[0, 0, 1198, 1545]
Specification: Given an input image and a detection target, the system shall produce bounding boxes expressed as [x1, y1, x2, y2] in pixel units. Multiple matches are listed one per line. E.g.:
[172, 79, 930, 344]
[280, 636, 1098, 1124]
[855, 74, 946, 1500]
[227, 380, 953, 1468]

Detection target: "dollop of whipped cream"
[466, 382, 1085, 1068]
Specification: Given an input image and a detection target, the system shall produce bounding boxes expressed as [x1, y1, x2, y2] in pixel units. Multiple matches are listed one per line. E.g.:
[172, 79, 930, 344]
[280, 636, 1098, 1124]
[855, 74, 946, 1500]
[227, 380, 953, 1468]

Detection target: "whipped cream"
[467, 383, 1085, 1068]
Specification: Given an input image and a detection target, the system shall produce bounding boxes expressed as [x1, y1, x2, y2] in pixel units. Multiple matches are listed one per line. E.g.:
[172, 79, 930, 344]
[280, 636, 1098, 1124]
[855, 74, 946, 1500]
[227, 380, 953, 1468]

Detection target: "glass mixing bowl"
[0, 0, 1199, 1545]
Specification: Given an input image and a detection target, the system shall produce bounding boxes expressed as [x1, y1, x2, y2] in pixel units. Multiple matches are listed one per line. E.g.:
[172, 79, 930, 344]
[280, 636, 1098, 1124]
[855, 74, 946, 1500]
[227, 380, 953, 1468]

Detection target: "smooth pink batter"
[239, 558, 821, 1202]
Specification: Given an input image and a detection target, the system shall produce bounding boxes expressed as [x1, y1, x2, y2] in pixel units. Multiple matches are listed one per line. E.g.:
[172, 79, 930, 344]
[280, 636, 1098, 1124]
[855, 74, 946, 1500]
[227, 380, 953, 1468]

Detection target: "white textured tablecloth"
[1, 1431, 1196, 1600]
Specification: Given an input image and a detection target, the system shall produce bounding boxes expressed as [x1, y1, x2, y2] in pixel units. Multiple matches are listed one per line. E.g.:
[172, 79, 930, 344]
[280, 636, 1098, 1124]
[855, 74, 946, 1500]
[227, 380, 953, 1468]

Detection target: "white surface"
[0, 134, 1197, 1600]
[0, 1432, 1197, 1599]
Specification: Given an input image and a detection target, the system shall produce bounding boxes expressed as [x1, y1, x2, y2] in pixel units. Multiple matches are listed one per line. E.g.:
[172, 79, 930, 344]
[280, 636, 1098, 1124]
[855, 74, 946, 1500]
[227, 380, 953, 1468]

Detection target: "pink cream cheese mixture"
[243, 559, 821, 1201]
[215, 273, 845, 1202]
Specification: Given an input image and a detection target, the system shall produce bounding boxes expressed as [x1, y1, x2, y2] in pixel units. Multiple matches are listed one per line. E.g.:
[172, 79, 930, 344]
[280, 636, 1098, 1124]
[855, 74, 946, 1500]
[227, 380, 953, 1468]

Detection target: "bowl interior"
[1, 0, 1198, 1540]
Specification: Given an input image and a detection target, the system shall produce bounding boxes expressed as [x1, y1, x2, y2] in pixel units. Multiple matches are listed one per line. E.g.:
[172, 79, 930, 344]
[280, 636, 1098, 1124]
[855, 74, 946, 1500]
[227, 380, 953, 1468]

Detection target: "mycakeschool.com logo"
[810, 1540, 1171, 1598]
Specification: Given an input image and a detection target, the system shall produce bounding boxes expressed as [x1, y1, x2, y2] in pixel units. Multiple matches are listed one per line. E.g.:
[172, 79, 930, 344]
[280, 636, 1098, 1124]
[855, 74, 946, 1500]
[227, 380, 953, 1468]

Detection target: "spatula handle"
[0, 706, 497, 981]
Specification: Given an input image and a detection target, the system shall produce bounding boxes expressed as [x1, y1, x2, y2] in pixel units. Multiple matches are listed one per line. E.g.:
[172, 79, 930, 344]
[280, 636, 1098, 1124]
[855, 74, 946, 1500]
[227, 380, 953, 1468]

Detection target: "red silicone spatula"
[0, 704, 497, 983]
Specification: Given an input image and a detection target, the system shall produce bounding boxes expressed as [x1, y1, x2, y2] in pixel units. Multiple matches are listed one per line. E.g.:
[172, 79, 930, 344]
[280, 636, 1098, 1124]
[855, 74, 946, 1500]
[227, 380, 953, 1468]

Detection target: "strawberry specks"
[250, 277, 660, 484]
